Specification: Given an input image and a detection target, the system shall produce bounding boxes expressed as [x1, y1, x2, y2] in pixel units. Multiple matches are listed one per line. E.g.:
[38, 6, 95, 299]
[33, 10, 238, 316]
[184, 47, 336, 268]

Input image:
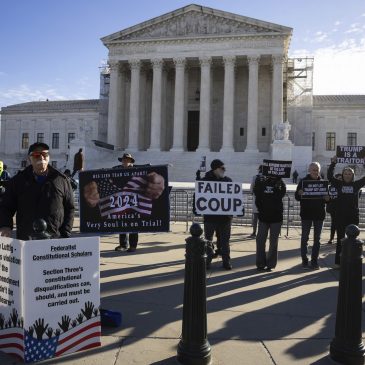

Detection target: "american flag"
[0, 327, 24, 361]
[98, 177, 152, 217]
[23, 316, 101, 363]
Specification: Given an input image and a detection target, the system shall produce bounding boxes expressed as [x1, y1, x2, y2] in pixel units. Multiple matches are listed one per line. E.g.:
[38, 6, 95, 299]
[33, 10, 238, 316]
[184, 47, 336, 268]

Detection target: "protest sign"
[195, 181, 243, 215]
[0, 236, 100, 363]
[301, 180, 329, 199]
[262, 159, 292, 178]
[79, 165, 169, 233]
[336, 146, 365, 164]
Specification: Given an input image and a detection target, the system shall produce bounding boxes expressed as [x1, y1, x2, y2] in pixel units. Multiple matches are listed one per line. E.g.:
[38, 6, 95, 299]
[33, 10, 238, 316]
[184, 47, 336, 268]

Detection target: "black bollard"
[330, 225, 365, 365]
[177, 223, 211, 365]
[31, 219, 51, 240]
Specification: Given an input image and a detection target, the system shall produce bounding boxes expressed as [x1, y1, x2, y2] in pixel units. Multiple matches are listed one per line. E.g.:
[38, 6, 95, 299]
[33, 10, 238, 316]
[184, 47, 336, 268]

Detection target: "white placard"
[0, 236, 101, 363]
[195, 181, 243, 215]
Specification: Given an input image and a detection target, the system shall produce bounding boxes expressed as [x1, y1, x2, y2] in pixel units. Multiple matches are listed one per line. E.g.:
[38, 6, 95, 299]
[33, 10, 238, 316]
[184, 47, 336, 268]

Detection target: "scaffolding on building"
[285, 57, 314, 108]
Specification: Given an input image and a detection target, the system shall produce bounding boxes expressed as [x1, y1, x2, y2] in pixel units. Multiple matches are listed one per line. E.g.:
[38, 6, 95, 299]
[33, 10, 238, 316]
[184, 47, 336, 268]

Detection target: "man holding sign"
[295, 162, 329, 270]
[195, 159, 239, 270]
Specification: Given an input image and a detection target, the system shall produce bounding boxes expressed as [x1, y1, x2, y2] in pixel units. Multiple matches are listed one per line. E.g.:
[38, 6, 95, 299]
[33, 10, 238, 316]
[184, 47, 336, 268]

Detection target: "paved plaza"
[1, 220, 364, 365]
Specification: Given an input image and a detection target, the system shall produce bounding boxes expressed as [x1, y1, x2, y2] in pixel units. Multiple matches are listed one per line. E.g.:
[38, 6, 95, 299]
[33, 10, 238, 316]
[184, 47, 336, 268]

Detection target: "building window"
[51, 161, 57, 168]
[312, 132, 315, 151]
[240, 128, 244, 136]
[326, 132, 336, 151]
[37, 133, 44, 143]
[21, 133, 29, 149]
[52, 133, 59, 149]
[21, 160, 27, 168]
[262, 127, 266, 136]
[347, 132, 357, 146]
[68, 132, 76, 144]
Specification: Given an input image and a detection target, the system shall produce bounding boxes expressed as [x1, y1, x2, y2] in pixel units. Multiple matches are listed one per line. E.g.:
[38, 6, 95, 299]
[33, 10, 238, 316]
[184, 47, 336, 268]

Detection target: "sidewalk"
[1, 221, 364, 365]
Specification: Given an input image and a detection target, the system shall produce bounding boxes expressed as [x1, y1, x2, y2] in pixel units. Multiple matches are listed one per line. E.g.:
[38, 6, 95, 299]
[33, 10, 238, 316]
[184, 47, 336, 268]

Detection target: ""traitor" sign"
[336, 146, 365, 164]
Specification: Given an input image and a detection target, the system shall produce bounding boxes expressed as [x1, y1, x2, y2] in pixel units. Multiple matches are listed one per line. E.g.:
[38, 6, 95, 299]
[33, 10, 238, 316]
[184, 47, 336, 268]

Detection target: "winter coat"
[254, 176, 286, 223]
[327, 162, 365, 223]
[0, 165, 75, 240]
[73, 151, 84, 171]
[295, 174, 326, 221]
[200, 170, 233, 223]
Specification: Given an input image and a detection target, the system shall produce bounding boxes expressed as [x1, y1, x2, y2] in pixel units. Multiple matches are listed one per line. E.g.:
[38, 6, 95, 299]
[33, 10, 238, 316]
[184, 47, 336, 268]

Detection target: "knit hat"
[210, 159, 224, 170]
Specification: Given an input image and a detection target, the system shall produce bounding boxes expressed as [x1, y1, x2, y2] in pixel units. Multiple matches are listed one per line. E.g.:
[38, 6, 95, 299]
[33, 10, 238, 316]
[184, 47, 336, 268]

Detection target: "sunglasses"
[30, 151, 49, 158]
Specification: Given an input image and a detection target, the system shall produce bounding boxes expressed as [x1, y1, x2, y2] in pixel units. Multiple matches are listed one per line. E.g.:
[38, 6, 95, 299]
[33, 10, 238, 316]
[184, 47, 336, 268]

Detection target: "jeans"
[256, 221, 282, 269]
[300, 220, 323, 263]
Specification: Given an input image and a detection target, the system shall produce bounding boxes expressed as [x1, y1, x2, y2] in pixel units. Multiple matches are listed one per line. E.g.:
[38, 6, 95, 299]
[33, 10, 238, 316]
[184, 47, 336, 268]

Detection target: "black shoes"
[222, 261, 232, 270]
[115, 245, 127, 251]
[127, 247, 136, 253]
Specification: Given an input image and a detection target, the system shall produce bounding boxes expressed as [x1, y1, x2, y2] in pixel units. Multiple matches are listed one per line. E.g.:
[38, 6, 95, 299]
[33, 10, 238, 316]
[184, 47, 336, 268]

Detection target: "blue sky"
[1, 0, 365, 108]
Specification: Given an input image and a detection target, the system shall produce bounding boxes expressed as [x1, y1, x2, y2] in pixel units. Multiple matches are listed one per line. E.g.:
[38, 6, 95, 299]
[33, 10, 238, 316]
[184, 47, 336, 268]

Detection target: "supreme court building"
[101, 4, 292, 154]
[1, 4, 364, 181]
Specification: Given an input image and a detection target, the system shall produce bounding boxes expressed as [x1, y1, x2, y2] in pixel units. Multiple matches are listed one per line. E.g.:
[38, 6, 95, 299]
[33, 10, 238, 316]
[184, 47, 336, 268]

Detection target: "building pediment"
[101, 4, 292, 45]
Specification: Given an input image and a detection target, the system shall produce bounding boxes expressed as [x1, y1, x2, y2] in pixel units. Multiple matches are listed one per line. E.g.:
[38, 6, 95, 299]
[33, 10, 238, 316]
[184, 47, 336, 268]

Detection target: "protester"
[201, 159, 233, 270]
[295, 162, 328, 270]
[82, 153, 165, 252]
[326, 173, 342, 244]
[115, 153, 139, 252]
[0, 142, 75, 240]
[327, 156, 365, 266]
[72, 148, 84, 177]
[254, 175, 286, 271]
[292, 170, 298, 183]
[249, 165, 262, 239]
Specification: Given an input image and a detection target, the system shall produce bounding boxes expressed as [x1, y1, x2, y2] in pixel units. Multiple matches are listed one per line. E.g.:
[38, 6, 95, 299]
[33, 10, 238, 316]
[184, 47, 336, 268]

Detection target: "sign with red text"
[0, 236, 100, 363]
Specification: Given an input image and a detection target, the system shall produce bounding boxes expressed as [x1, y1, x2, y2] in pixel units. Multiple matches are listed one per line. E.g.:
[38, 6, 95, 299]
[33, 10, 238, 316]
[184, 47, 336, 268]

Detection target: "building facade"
[0, 4, 364, 181]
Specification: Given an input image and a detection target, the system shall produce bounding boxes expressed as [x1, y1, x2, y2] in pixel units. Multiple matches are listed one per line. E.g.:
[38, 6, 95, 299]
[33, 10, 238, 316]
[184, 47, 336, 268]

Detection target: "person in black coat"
[295, 162, 328, 269]
[0, 142, 74, 240]
[327, 156, 365, 266]
[201, 159, 233, 270]
[254, 175, 286, 271]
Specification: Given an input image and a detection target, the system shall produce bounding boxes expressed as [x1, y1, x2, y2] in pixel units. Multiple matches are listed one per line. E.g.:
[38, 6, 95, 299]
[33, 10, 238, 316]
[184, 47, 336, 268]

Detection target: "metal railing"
[169, 188, 365, 230]
[74, 187, 365, 230]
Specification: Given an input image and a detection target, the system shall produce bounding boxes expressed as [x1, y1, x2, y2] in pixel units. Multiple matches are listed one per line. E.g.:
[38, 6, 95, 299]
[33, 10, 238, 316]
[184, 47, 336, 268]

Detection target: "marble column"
[271, 54, 285, 139]
[171, 57, 186, 151]
[127, 59, 141, 151]
[107, 60, 121, 146]
[246, 55, 260, 152]
[220, 56, 236, 152]
[148, 58, 163, 151]
[197, 57, 212, 152]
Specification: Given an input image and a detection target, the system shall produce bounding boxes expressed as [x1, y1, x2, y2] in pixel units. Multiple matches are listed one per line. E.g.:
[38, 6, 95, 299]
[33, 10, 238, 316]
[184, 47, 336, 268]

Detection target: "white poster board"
[0, 236, 100, 363]
[195, 181, 244, 215]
